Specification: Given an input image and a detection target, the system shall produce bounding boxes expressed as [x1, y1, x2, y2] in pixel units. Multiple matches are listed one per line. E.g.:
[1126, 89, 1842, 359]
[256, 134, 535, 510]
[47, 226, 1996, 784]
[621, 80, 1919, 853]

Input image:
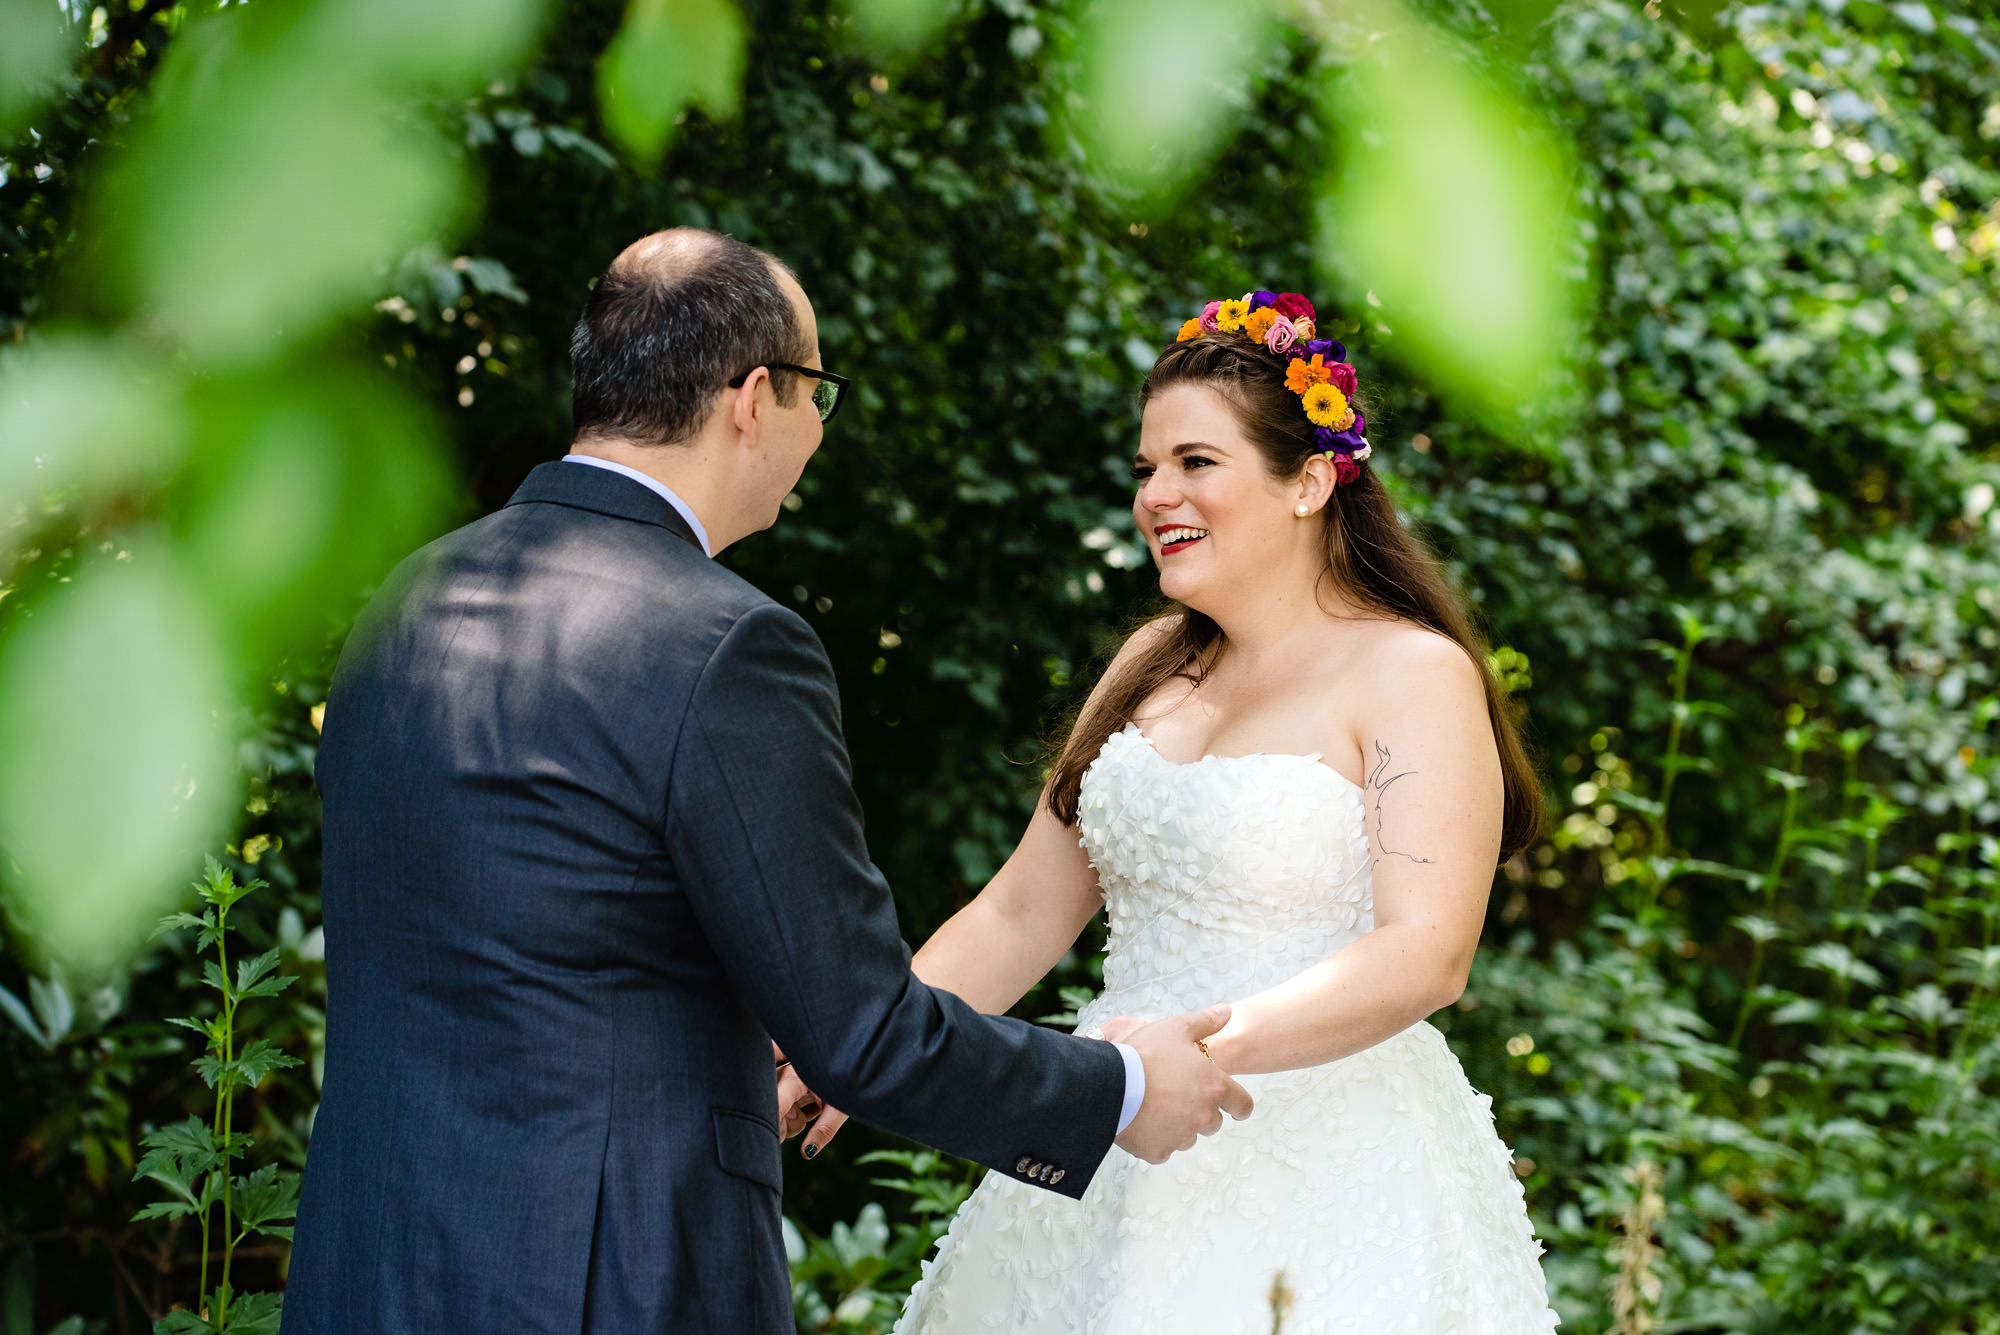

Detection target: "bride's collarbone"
[1131, 691, 1363, 782]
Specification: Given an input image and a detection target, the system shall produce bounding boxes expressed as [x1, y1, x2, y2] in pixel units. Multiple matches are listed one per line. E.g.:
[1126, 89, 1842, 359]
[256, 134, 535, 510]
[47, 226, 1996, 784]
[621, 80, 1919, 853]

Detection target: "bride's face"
[1132, 382, 1306, 611]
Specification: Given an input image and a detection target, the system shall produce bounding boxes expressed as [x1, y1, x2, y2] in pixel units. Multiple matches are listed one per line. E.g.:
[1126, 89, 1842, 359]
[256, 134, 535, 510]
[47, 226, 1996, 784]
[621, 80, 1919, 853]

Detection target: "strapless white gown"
[893, 724, 1560, 1334]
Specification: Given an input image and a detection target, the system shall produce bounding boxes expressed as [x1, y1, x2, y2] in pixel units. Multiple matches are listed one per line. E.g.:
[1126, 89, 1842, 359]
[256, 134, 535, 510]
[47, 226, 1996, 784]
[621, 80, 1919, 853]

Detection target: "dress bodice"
[1073, 723, 1375, 1025]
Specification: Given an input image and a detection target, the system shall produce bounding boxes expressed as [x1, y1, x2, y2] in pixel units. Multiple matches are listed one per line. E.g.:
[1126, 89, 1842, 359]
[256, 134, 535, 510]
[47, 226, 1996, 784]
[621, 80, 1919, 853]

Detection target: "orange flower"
[1284, 354, 1330, 395]
[1176, 317, 1203, 342]
[1242, 308, 1278, 343]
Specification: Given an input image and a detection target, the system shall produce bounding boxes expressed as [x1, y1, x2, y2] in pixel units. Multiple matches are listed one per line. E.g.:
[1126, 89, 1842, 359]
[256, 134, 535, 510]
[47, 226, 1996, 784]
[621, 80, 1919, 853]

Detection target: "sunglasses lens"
[814, 379, 838, 420]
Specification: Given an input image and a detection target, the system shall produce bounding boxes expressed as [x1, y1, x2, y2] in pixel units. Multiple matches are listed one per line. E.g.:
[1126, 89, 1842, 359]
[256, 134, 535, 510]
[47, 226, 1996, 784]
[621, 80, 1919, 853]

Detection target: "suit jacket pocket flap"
[713, 1108, 782, 1192]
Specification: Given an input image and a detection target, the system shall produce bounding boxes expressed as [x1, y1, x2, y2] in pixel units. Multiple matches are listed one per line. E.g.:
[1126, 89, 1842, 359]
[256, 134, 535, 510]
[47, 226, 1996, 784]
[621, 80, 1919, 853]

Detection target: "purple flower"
[1302, 338, 1348, 362]
[1247, 290, 1278, 312]
[1322, 411, 1368, 451]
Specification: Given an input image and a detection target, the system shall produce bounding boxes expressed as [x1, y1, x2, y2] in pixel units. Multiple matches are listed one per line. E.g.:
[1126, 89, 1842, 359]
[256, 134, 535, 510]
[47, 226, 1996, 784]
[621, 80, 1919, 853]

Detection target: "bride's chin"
[1157, 572, 1205, 606]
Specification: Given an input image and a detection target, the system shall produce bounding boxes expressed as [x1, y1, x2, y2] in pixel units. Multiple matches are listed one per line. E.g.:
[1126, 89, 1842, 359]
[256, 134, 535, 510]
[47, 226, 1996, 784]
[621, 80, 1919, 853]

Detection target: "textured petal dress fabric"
[894, 725, 1562, 1334]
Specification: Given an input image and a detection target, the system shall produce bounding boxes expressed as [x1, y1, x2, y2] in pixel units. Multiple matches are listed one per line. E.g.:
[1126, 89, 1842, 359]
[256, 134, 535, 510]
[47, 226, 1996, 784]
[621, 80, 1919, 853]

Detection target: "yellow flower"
[1176, 317, 1203, 342]
[1215, 299, 1249, 332]
[1301, 383, 1354, 429]
[1242, 307, 1278, 343]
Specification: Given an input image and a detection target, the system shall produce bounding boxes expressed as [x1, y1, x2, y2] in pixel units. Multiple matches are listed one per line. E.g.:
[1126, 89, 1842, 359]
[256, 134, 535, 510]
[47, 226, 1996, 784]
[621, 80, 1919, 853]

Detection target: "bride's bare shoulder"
[1343, 619, 1486, 709]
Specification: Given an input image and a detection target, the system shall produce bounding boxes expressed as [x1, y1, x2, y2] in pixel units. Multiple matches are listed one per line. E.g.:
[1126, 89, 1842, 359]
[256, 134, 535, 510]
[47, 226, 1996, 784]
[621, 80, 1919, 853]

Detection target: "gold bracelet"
[1195, 1038, 1214, 1063]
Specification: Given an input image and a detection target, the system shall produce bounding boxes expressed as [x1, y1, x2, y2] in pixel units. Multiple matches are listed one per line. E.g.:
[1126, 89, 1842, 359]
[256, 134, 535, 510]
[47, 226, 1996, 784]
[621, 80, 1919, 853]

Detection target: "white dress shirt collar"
[562, 454, 712, 557]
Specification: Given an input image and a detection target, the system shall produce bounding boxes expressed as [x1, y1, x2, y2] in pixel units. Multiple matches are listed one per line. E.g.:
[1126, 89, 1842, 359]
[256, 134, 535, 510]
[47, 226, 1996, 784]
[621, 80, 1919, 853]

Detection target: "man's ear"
[729, 367, 769, 439]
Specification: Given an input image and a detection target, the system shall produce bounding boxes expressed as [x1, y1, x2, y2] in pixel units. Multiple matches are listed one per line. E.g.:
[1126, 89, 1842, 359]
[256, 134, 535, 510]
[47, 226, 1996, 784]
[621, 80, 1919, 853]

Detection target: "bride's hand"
[1095, 1016, 1145, 1044]
[773, 1042, 850, 1158]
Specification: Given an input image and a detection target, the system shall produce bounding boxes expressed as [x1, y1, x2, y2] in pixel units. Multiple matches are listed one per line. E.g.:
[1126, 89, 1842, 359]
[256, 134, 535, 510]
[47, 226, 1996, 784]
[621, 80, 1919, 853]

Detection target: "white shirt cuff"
[1111, 1041, 1146, 1134]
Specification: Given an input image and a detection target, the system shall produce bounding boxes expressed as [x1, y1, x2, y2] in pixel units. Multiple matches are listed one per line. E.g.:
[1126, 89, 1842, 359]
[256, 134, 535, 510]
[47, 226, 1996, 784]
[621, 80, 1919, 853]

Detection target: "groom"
[282, 229, 1250, 1335]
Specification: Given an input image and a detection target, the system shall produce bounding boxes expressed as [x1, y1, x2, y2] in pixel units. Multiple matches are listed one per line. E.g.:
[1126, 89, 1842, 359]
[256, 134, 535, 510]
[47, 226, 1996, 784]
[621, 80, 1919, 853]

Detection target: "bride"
[781, 289, 1560, 1333]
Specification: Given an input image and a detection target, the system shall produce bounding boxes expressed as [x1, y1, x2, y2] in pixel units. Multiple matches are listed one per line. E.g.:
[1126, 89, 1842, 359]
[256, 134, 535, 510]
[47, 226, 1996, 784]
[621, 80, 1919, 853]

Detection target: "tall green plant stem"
[1650, 632, 1698, 858]
[1729, 729, 1810, 1050]
[1639, 617, 1705, 919]
[1827, 830, 1882, 1040]
[208, 891, 239, 1327]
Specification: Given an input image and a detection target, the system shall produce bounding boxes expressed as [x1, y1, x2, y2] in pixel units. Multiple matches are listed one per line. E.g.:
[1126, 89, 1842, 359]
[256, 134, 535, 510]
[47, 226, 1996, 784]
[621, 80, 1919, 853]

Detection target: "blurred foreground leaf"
[0, 0, 73, 144]
[171, 361, 455, 663]
[597, 0, 746, 166]
[842, 0, 958, 53]
[1314, 0, 1579, 420]
[0, 333, 188, 519]
[0, 551, 234, 971]
[1069, 0, 1275, 199]
[89, 14, 465, 369]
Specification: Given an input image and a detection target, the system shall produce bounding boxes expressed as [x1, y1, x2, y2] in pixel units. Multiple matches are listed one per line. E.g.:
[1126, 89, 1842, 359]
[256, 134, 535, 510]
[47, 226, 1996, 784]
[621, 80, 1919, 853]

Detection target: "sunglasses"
[727, 363, 851, 424]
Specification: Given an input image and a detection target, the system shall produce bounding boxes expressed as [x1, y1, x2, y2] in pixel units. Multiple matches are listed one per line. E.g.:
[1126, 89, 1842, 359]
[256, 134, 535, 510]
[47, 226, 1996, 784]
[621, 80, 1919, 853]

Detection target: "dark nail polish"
[803, 1143, 819, 1160]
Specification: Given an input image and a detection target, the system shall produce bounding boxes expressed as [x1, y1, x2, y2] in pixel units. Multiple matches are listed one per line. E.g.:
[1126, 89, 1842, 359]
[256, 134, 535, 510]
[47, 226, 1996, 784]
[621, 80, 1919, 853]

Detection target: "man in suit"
[282, 228, 1251, 1334]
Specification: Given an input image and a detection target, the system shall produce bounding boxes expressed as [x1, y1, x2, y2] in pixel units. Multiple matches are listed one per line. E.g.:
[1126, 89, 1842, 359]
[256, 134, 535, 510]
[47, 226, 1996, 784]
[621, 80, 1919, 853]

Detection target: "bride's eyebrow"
[1133, 440, 1225, 465]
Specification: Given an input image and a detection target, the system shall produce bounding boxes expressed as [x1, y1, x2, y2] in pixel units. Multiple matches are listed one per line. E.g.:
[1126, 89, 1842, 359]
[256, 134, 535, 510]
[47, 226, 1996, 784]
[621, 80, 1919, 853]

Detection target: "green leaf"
[138, 1116, 222, 1166]
[233, 1039, 305, 1088]
[0, 553, 237, 974]
[596, 0, 746, 167]
[230, 1163, 301, 1234]
[151, 910, 216, 942]
[132, 1199, 205, 1223]
[235, 948, 282, 995]
[1730, 914, 1783, 943]
[236, 972, 299, 1003]
[841, 0, 957, 53]
[217, 1289, 284, 1334]
[1607, 788, 1665, 818]
[1316, 0, 1578, 420]
[458, 257, 529, 304]
[156, 1309, 218, 1334]
[1070, 0, 1274, 199]
[0, 0, 74, 144]
[0, 985, 47, 1052]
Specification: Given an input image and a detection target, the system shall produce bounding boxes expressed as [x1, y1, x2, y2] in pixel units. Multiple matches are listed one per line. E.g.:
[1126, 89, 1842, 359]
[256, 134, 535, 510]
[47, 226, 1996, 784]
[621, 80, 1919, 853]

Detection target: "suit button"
[1049, 1169, 1065, 1185]
[1016, 1157, 1033, 1174]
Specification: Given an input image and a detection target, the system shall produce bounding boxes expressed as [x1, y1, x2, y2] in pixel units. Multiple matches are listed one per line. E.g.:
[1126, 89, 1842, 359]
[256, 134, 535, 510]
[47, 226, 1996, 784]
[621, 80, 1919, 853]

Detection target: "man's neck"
[567, 436, 732, 551]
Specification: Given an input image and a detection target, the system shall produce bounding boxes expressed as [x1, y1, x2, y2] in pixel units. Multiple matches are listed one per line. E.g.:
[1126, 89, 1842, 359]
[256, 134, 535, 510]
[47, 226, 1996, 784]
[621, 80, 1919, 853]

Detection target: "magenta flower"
[1199, 300, 1222, 332]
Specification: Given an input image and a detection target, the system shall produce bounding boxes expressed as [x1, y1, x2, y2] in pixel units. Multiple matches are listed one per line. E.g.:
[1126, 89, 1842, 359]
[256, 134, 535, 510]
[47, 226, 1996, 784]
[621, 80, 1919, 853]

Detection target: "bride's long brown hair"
[1045, 331, 1543, 860]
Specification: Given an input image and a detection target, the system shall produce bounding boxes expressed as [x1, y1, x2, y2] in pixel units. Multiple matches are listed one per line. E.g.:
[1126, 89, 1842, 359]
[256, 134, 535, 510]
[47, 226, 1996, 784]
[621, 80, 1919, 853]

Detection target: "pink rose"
[1329, 362, 1357, 396]
[1272, 293, 1316, 325]
[1333, 455, 1361, 485]
[1264, 314, 1298, 355]
[1199, 300, 1221, 333]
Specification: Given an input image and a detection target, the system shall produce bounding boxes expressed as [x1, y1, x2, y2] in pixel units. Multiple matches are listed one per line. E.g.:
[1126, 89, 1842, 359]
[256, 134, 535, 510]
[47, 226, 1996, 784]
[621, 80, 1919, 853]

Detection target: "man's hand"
[1112, 1004, 1254, 1165]
[773, 1042, 849, 1158]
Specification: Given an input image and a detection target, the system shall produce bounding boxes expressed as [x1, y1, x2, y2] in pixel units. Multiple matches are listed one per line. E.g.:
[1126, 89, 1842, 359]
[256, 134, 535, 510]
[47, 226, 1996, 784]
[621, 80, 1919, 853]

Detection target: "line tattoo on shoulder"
[1366, 741, 1435, 866]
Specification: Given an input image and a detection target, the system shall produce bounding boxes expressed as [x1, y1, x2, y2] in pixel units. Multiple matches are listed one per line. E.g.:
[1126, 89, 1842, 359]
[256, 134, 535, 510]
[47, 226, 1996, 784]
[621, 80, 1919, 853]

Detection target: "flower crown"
[1174, 291, 1373, 485]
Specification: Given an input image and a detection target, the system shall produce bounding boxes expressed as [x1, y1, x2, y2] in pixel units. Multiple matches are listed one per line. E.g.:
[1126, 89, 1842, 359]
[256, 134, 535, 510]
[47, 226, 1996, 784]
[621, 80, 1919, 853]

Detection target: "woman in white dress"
[784, 290, 1560, 1333]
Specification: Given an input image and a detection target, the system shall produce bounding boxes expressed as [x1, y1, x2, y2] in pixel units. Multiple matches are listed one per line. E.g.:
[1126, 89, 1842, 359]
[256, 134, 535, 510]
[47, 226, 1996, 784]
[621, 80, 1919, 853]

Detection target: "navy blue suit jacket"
[282, 461, 1125, 1334]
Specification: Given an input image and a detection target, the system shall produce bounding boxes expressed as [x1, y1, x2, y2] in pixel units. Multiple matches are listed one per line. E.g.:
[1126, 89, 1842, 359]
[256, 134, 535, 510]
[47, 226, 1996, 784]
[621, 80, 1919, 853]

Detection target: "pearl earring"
[1295, 503, 1310, 517]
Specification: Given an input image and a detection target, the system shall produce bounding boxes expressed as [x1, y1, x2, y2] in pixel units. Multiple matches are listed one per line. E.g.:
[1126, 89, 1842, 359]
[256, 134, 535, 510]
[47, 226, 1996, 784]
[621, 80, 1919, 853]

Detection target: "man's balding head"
[570, 228, 813, 447]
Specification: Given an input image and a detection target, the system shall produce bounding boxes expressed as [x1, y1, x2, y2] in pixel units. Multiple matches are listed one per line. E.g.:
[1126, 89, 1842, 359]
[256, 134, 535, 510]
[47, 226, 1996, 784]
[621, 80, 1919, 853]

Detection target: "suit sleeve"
[663, 602, 1125, 1198]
